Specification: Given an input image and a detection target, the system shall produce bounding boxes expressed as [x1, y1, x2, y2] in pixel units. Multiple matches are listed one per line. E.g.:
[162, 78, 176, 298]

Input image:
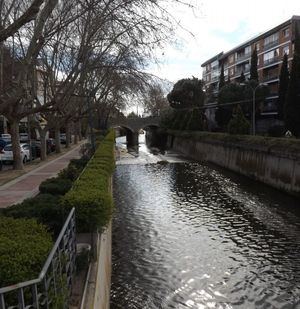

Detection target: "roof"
[201, 52, 223, 67]
[201, 15, 300, 65]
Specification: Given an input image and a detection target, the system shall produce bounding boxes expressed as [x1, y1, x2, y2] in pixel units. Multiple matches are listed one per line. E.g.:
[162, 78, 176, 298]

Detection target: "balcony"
[263, 74, 279, 82]
[235, 66, 250, 76]
[236, 53, 251, 63]
[211, 76, 219, 82]
[263, 39, 279, 51]
[263, 56, 280, 67]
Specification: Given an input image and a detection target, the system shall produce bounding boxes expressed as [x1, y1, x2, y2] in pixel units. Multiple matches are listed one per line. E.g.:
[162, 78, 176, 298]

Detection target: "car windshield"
[4, 145, 12, 151]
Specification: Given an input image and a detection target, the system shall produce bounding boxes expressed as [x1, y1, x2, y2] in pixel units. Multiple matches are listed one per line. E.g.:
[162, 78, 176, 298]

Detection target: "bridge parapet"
[109, 116, 160, 133]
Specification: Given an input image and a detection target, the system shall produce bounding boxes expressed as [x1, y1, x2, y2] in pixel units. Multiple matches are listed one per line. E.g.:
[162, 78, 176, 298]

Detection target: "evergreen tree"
[250, 47, 258, 81]
[216, 83, 244, 130]
[284, 27, 300, 136]
[240, 72, 245, 83]
[186, 109, 203, 131]
[227, 74, 231, 84]
[219, 64, 225, 90]
[278, 54, 289, 120]
[228, 105, 250, 135]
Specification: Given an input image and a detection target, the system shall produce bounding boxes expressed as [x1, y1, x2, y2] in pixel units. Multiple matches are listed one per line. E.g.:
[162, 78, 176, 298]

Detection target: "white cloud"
[149, 0, 300, 82]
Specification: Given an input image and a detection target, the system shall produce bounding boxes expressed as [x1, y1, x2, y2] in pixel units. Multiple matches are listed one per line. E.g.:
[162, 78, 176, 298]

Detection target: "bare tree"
[1, 0, 193, 169]
[143, 83, 169, 116]
[0, 0, 45, 42]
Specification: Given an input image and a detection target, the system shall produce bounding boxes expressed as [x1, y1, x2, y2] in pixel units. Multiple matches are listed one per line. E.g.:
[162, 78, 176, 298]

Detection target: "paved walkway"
[0, 144, 82, 208]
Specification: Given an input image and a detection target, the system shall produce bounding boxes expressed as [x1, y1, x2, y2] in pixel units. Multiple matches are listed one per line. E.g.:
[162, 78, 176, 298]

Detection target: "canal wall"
[82, 223, 112, 309]
[168, 131, 300, 196]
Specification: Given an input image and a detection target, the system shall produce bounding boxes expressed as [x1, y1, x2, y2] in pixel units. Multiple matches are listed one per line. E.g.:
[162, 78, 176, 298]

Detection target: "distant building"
[201, 16, 300, 132]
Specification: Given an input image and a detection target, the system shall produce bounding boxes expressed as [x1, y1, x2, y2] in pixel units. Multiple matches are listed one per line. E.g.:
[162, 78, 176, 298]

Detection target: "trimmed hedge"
[0, 217, 52, 287]
[62, 130, 115, 233]
[167, 129, 300, 155]
[58, 157, 90, 181]
[0, 148, 91, 288]
[4, 194, 64, 237]
[39, 176, 73, 195]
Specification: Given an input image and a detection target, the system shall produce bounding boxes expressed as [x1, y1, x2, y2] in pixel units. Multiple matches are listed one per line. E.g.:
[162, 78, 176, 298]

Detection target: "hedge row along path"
[0, 143, 83, 208]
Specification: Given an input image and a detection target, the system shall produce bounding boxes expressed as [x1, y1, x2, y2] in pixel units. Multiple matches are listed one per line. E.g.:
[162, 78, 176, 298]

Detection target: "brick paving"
[0, 144, 82, 208]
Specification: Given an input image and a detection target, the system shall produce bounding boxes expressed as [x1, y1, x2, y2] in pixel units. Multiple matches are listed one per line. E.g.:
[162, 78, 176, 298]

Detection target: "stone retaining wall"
[169, 134, 300, 196]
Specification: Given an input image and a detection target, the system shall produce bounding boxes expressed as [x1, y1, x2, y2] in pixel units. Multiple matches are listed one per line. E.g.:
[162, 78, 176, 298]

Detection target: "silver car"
[1, 143, 30, 164]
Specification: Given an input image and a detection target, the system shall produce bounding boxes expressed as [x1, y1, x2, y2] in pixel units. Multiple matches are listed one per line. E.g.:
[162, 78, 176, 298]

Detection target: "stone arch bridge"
[108, 116, 160, 146]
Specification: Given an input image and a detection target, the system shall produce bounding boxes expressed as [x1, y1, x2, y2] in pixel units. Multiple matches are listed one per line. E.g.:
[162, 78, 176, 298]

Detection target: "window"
[283, 28, 290, 38]
[245, 45, 251, 55]
[264, 33, 279, 46]
[211, 60, 218, 70]
[224, 69, 228, 76]
[255, 42, 260, 51]
[283, 45, 290, 55]
[263, 48, 279, 64]
[229, 55, 235, 63]
[230, 68, 234, 76]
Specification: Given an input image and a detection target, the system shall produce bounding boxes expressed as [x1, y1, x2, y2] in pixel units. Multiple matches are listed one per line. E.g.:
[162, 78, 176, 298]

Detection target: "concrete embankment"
[81, 223, 112, 309]
[167, 131, 300, 197]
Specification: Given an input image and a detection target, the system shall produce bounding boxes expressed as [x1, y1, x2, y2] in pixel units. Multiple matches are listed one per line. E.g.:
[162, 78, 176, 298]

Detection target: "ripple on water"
[111, 163, 300, 309]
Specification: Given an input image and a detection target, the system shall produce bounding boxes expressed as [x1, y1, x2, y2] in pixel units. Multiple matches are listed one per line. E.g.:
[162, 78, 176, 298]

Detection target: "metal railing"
[263, 40, 279, 51]
[236, 53, 251, 62]
[235, 66, 250, 76]
[263, 74, 279, 82]
[0, 208, 76, 309]
[263, 57, 280, 66]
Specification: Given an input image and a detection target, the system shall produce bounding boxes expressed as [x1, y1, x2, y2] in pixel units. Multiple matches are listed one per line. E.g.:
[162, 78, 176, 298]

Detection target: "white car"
[1, 143, 30, 164]
[0, 134, 11, 143]
[19, 133, 29, 142]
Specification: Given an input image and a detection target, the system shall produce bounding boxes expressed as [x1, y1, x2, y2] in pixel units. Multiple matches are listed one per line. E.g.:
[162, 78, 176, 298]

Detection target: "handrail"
[39, 207, 75, 279]
[0, 208, 76, 308]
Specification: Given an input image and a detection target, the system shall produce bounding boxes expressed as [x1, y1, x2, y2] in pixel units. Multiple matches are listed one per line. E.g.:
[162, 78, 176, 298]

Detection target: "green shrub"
[0, 217, 52, 287]
[39, 177, 73, 195]
[58, 164, 81, 181]
[4, 194, 65, 236]
[227, 105, 250, 135]
[62, 129, 115, 233]
[268, 125, 285, 137]
[69, 157, 89, 170]
[186, 109, 204, 131]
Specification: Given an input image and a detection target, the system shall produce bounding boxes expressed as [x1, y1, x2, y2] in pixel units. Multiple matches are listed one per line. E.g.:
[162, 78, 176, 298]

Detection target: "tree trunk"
[55, 126, 61, 153]
[78, 120, 82, 141]
[11, 119, 23, 170]
[74, 121, 79, 145]
[65, 123, 71, 148]
[40, 129, 47, 161]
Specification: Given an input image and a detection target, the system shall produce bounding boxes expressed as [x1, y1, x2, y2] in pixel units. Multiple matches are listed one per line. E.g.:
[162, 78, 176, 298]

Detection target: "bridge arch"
[109, 116, 160, 147]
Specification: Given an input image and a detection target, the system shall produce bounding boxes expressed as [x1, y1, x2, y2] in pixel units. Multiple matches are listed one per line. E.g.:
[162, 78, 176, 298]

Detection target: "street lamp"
[241, 82, 268, 135]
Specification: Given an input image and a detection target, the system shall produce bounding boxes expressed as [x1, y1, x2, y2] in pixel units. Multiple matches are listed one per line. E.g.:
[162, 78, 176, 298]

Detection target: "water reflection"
[111, 152, 300, 308]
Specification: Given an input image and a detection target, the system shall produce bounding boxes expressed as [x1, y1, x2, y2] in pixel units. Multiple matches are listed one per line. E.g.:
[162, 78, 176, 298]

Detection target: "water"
[111, 136, 300, 309]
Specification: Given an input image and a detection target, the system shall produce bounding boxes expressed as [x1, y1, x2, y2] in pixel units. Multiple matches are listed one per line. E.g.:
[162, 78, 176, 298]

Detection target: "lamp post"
[241, 82, 268, 135]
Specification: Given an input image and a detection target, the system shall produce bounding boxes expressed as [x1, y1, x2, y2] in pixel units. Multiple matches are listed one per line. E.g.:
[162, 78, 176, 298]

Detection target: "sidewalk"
[0, 143, 83, 208]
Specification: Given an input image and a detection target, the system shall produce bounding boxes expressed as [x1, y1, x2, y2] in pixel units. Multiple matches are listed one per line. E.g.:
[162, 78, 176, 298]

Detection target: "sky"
[149, 0, 300, 83]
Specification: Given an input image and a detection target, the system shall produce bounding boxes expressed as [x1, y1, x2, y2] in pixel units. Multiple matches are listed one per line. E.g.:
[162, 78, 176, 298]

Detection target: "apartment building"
[201, 15, 300, 123]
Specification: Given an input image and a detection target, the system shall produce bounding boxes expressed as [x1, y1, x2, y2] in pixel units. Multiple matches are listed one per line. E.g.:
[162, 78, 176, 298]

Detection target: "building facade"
[201, 16, 300, 131]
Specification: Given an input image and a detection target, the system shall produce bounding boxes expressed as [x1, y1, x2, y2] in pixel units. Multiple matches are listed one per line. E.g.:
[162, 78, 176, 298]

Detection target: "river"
[111, 135, 300, 309]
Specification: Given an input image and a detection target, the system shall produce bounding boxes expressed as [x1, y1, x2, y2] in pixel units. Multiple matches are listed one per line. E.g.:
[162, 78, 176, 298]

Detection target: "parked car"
[0, 139, 8, 151]
[19, 133, 29, 142]
[29, 141, 41, 159]
[60, 133, 67, 144]
[0, 134, 11, 143]
[1, 143, 30, 164]
[47, 138, 56, 153]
